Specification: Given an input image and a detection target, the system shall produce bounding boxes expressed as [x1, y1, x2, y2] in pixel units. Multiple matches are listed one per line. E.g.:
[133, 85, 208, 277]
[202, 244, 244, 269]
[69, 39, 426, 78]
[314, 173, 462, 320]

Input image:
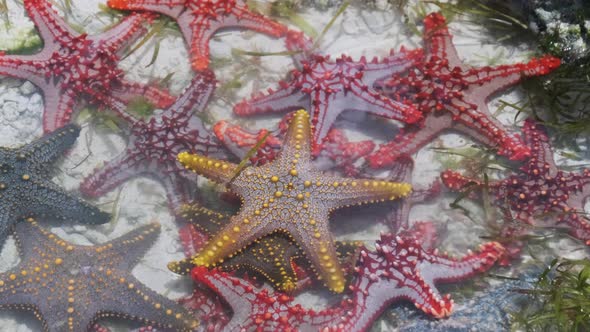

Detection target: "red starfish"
[367, 12, 560, 168]
[442, 119, 590, 250]
[81, 70, 226, 212]
[234, 30, 423, 153]
[0, 0, 173, 132]
[213, 114, 375, 176]
[191, 223, 504, 331]
[107, 0, 288, 70]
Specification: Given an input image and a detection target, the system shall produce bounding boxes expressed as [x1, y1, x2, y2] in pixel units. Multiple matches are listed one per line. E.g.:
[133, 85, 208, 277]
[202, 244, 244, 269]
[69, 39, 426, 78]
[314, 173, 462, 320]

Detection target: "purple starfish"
[190, 223, 504, 331]
[81, 70, 226, 213]
[234, 30, 423, 152]
[0, 0, 174, 132]
[367, 12, 560, 168]
[442, 119, 590, 248]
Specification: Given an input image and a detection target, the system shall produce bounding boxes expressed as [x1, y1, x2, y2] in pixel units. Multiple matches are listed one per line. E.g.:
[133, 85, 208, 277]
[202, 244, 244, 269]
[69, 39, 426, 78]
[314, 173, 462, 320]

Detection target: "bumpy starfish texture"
[367, 12, 560, 168]
[351, 224, 503, 322]
[107, 0, 288, 70]
[169, 203, 361, 292]
[177, 109, 412, 292]
[0, 124, 110, 249]
[214, 115, 375, 175]
[0, 0, 173, 132]
[191, 224, 504, 331]
[234, 31, 423, 152]
[441, 119, 590, 247]
[81, 71, 226, 212]
[0, 219, 199, 331]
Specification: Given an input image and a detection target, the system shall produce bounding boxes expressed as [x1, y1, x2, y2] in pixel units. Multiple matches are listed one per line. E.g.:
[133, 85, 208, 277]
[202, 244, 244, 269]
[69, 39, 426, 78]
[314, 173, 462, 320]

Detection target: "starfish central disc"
[178, 109, 412, 292]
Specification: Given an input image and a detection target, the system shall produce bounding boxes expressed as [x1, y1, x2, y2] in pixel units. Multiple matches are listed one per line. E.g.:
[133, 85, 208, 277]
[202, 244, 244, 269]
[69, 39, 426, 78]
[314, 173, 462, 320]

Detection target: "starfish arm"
[361, 49, 424, 84]
[12, 217, 59, 259]
[25, 180, 111, 225]
[42, 88, 77, 133]
[522, 119, 558, 176]
[96, 223, 162, 269]
[561, 210, 590, 246]
[107, 0, 185, 18]
[98, 93, 140, 124]
[94, 12, 151, 53]
[440, 170, 482, 191]
[21, 124, 80, 170]
[80, 151, 146, 198]
[94, 273, 200, 331]
[0, 210, 11, 250]
[220, 235, 302, 292]
[420, 242, 505, 286]
[288, 223, 347, 293]
[113, 79, 176, 110]
[0, 54, 51, 88]
[277, 109, 313, 164]
[24, 0, 78, 46]
[234, 82, 308, 116]
[157, 171, 196, 213]
[322, 176, 412, 209]
[467, 55, 560, 101]
[367, 114, 449, 168]
[213, 120, 281, 165]
[165, 70, 217, 122]
[187, 20, 218, 71]
[192, 268, 266, 331]
[346, 85, 422, 124]
[422, 13, 463, 69]
[0, 276, 49, 330]
[189, 211, 280, 267]
[453, 114, 530, 160]
[317, 129, 375, 175]
[177, 152, 238, 185]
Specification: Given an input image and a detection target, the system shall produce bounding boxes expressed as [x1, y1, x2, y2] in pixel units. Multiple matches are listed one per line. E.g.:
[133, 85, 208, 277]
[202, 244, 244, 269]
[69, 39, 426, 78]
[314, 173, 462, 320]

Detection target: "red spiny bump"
[107, 0, 130, 9]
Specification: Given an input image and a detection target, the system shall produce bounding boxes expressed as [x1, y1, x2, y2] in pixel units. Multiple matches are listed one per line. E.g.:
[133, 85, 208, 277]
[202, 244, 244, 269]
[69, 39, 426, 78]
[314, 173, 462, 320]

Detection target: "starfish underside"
[0, 0, 174, 132]
[107, 0, 288, 70]
[367, 12, 560, 168]
[177, 109, 412, 292]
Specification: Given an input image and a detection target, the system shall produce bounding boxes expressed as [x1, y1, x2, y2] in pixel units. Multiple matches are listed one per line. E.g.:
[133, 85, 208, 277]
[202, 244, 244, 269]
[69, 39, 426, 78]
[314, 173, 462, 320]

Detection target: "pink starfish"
[234, 30, 423, 152]
[213, 113, 375, 176]
[0, 0, 173, 132]
[107, 0, 288, 70]
[81, 70, 226, 212]
[191, 223, 504, 331]
[442, 119, 590, 249]
[367, 12, 560, 168]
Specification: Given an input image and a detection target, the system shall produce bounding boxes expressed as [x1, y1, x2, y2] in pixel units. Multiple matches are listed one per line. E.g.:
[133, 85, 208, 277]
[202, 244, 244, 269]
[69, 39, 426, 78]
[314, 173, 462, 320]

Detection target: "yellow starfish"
[177, 109, 412, 292]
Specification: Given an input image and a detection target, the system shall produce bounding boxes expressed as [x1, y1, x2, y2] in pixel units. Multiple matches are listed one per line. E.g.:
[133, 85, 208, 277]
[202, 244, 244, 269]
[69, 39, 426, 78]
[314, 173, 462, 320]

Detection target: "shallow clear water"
[0, 0, 588, 331]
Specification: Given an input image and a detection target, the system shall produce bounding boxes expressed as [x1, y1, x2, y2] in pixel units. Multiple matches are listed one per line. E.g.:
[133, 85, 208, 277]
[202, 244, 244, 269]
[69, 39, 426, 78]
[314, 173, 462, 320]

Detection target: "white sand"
[0, 0, 578, 331]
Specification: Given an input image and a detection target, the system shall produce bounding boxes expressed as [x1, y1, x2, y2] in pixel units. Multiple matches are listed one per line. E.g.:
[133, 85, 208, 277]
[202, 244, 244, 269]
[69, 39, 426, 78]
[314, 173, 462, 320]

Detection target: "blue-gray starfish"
[0, 218, 199, 331]
[0, 124, 110, 248]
